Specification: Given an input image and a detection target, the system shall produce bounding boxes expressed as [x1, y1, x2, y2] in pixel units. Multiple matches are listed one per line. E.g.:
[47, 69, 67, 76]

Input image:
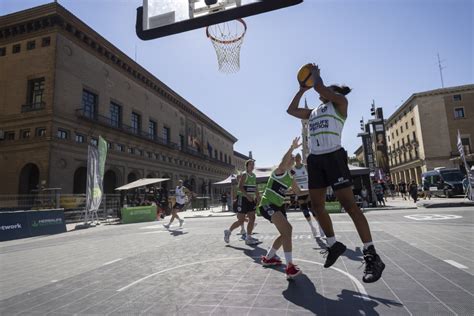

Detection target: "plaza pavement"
[1, 198, 473, 315]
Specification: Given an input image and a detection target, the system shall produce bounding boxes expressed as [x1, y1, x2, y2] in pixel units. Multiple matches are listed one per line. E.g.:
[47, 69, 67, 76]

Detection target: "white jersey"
[175, 186, 186, 204]
[292, 165, 308, 191]
[308, 101, 345, 155]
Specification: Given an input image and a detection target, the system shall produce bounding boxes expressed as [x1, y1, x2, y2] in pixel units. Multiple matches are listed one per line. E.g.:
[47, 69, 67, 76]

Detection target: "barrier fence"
[0, 194, 121, 223]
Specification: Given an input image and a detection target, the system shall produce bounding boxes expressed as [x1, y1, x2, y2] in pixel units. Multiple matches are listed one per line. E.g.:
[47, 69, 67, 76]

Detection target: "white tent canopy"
[214, 165, 370, 185]
[213, 174, 236, 185]
[115, 178, 169, 191]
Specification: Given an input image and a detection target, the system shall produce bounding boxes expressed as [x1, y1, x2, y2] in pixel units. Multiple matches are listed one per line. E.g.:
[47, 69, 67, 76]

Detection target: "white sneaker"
[245, 237, 260, 245]
[179, 219, 184, 227]
[224, 230, 231, 243]
[163, 223, 170, 229]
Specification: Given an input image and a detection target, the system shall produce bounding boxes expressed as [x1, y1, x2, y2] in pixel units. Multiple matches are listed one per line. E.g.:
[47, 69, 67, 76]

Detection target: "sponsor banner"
[0, 212, 29, 241]
[0, 209, 66, 241]
[362, 133, 375, 171]
[28, 209, 66, 237]
[373, 123, 390, 175]
[457, 130, 474, 200]
[121, 206, 156, 224]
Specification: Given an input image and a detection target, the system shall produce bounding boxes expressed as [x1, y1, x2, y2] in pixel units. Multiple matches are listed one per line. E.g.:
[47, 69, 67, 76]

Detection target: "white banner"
[457, 130, 473, 200]
[85, 137, 108, 214]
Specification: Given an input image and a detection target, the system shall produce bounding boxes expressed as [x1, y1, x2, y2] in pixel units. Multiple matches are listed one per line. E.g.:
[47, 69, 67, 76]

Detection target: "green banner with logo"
[121, 206, 156, 224]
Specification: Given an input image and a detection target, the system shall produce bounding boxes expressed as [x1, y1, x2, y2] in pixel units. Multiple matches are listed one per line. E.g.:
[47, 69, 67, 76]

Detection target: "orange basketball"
[297, 63, 314, 87]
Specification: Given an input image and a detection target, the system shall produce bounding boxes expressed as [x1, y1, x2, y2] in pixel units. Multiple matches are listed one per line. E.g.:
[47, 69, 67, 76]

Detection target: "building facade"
[0, 3, 237, 197]
[233, 151, 251, 173]
[386, 85, 474, 184]
[353, 145, 365, 167]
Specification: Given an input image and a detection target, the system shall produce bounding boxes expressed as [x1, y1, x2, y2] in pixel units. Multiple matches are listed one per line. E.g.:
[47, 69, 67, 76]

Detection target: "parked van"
[421, 168, 465, 198]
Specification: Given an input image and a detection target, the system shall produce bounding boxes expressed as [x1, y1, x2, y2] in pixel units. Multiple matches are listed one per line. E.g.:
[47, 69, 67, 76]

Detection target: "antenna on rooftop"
[437, 53, 446, 88]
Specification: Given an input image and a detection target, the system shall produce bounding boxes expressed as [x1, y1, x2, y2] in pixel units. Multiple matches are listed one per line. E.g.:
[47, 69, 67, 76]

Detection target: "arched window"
[18, 163, 40, 194]
[73, 167, 87, 194]
[103, 170, 117, 194]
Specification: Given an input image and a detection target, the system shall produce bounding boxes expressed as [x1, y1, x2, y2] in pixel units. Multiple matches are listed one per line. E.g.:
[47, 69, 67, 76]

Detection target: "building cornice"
[386, 84, 474, 124]
[0, 3, 238, 143]
[233, 150, 250, 160]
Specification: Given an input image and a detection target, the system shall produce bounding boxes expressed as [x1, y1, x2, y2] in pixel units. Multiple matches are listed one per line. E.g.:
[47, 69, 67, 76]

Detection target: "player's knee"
[312, 202, 326, 214]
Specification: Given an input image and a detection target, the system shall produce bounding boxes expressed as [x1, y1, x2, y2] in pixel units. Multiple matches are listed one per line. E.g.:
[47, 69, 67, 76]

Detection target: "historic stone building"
[386, 84, 474, 184]
[0, 3, 237, 197]
[233, 151, 251, 173]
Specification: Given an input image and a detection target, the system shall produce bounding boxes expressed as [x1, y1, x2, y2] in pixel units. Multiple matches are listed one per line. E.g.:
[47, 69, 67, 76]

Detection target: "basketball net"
[206, 18, 247, 74]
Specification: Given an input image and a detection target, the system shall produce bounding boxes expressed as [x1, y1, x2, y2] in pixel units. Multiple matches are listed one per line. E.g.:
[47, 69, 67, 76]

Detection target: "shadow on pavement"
[226, 244, 270, 266]
[167, 228, 188, 236]
[342, 246, 363, 262]
[313, 239, 363, 263]
[283, 274, 403, 315]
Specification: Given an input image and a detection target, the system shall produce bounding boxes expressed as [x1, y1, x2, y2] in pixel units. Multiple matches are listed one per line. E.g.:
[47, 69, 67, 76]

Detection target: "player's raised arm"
[310, 64, 350, 117]
[287, 88, 312, 119]
[275, 137, 301, 174]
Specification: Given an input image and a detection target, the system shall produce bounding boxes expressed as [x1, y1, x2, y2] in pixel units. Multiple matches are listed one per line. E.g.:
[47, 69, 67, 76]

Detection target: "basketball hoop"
[206, 18, 247, 74]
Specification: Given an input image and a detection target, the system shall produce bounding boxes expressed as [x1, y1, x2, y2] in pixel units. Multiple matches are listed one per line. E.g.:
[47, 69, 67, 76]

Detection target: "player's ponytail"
[329, 85, 352, 96]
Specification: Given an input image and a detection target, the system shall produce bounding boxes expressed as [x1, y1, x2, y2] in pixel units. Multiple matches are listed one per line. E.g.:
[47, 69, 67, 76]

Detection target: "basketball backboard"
[136, 0, 303, 40]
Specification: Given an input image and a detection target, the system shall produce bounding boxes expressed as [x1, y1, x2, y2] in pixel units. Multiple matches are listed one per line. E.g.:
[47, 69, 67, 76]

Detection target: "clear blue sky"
[2, 0, 472, 167]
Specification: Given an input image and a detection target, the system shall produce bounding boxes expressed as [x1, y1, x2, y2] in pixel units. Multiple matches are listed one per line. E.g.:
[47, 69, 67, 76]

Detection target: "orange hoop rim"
[206, 18, 247, 45]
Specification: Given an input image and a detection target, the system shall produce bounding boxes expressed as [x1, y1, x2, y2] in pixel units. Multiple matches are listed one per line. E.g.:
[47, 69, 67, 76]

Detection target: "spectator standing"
[409, 180, 419, 203]
[221, 192, 228, 211]
[399, 181, 407, 200]
[374, 181, 385, 207]
[423, 177, 431, 200]
[360, 186, 369, 208]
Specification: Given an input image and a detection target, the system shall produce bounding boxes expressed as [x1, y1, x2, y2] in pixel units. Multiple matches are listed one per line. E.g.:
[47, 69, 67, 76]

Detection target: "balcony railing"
[21, 101, 45, 112]
[75, 108, 234, 167]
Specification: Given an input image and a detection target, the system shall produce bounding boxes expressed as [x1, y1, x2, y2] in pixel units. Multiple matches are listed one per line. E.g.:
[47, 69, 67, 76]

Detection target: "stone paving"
[1, 206, 473, 315]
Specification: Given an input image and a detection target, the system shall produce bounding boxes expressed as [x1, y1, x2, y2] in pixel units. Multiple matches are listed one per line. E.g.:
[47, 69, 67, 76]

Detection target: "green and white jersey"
[259, 171, 293, 207]
[242, 172, 257, 198]
[308, 101, 346, 155]
[292, 164, 308, 191]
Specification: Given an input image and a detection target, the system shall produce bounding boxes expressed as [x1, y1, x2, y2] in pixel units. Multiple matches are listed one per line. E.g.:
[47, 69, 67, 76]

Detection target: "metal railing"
[75, 108, 234, 168]
[75, 108, 179, 150]
[0, 193, 121, 223]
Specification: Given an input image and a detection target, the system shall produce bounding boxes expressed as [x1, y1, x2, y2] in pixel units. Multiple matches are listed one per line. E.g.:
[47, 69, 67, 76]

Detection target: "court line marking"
[339, 230, 412, 315]
[377, 249, 459, 315]
[103, 258, 123, 266]
[444, 260, 468, 270]
[117, 256, 368, 300]
[379, 225, 474, 295]
[139, 231, 168, 234]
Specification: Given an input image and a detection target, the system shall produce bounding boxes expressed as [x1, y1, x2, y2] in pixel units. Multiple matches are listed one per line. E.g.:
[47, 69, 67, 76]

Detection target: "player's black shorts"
[307, 148, 353, 191]
[173, 202, 185, 210]
[236, 196, 256, 214]
[259, 204, 287, 223]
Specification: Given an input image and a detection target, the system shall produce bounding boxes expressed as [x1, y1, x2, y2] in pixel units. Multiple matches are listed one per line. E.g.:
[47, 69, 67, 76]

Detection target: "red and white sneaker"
[261, 255, 282, 267]
[285, 263, 302, 279]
